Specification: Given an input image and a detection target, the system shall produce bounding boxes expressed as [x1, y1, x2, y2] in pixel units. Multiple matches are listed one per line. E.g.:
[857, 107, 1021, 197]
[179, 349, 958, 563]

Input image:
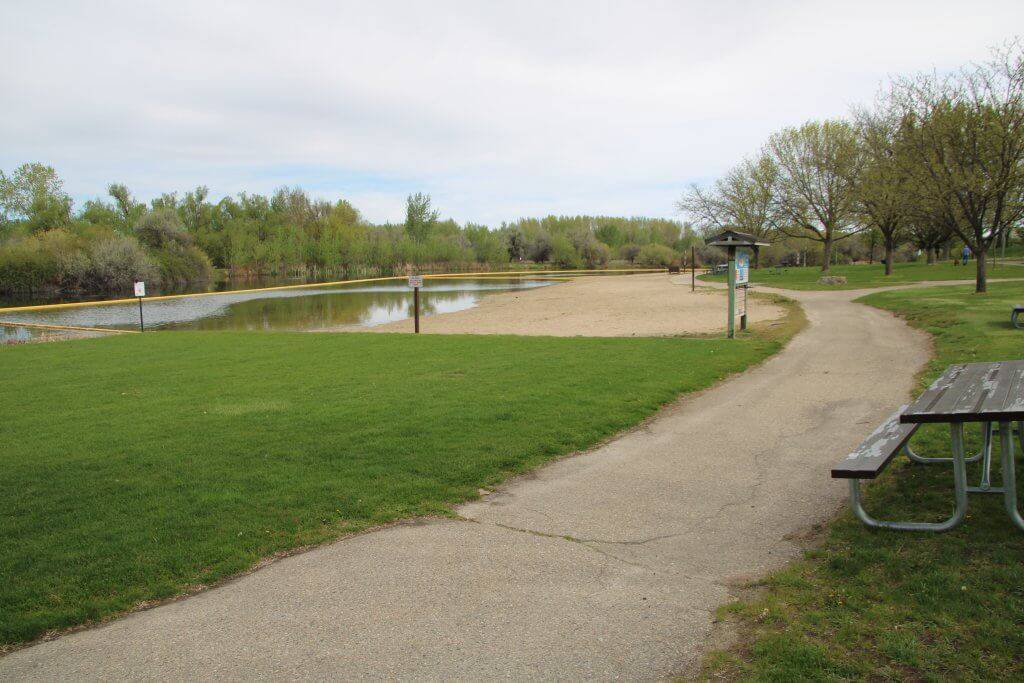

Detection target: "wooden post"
[727, 246, 736, 339]
[740, 285, 747, 331]
[137, 296, 145, 332]
[414, 286, 420, 334]
[691, 245, 695, 292]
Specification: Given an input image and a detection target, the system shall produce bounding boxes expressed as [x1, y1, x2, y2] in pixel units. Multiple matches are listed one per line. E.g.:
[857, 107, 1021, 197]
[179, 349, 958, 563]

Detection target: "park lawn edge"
[0, 295, 805, 656]
[696, 280, 1024, 681]
[691, 290, 925, 681]
[698, 261, 1024, 291]
[692, 288, 942, 681]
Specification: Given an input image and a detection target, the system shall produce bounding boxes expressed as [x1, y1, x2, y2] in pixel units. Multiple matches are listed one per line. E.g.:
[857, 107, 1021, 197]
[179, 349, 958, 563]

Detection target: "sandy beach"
[366, 272, 786, 336]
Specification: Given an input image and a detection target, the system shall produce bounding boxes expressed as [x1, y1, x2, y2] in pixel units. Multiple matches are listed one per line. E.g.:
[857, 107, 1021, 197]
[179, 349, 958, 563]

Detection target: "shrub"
[85, 234, 157, 292]
[578, 236, 611, 268]
[549, 234, 581, 269]
[637, 243, 677, 267]
[619, 243, 642, 263]
[134, 209, 192, 249]
[37, 229, 89, 290]
[154, 244, 213, 286]
[0, 236, 57, 293]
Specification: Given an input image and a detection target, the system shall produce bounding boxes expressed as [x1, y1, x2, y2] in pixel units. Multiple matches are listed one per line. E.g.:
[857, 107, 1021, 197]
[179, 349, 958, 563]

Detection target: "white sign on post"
[736, 285, 747, 316]
[408, 275, 423, 288]
[735, 252, 749, 285]
[134, 281, 146, 297]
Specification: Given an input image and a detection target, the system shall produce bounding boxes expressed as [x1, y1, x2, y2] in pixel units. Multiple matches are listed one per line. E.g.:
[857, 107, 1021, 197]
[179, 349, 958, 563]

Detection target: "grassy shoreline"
[700, 261, 1024, 290]
[701, 280, 1024, 680]
[0, 303, 800, 649]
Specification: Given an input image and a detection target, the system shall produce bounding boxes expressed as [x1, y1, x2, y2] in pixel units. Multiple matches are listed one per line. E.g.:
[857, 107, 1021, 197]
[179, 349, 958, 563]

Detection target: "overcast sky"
[1, 1, 1021, 226]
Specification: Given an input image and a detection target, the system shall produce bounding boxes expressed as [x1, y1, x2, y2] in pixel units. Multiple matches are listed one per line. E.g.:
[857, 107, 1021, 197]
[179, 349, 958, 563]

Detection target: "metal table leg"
[904, 421, 988, 465]
[999, 421, 1024, 532]
[849, 423, 969, 532]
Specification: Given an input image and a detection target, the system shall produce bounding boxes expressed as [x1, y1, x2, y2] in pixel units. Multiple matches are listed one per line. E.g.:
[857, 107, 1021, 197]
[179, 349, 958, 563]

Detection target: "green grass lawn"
[0, 313, 799, 648]
[702, 280, 1024, 680]
[701, 260, 1024, 290]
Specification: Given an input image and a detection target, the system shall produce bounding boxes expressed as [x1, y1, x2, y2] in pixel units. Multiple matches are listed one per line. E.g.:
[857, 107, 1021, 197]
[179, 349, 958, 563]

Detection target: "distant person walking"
[962, 245, 971, 266]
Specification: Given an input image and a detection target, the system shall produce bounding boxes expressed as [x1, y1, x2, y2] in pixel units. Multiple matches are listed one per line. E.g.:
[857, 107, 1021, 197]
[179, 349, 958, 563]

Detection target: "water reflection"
[0, 278, 554, 335]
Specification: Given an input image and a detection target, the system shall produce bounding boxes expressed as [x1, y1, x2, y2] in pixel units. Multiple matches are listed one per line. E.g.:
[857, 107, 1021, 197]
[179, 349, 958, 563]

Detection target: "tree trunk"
[926, 248, 935, 264]
[976, 245, 987, 293]
[820, 235, 833, 273]
[883, 236, 894, 275]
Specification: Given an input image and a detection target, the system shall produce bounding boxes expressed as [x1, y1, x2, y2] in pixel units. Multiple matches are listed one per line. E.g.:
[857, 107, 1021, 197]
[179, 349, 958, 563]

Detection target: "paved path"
[1, 285, 931, 680]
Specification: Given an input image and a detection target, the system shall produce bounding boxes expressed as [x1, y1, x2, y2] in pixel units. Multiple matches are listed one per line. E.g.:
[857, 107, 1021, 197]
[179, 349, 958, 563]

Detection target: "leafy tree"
[79, 199, 122, 228]
[594, 222, 623, 248]
[0, 163, 72, 232]
[767, 120, 864, 273]
[619, 243, 642, 263]
[405, 192, 438, 242]
[548, 234, 580, 268]
[636, 243, 677, 267]
[852, 106, 912, 274]
[905, 198, 957, 264]
[180, 186, 211, 233]
[134, 209, 192, 249]
[890, 42, 1024, 292]
[108, 183, 145, 230]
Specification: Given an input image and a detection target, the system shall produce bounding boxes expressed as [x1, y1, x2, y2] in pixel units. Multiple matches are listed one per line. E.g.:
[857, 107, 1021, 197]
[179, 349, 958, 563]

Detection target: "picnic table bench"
[832, 360, 1024, 532]
[1013, 305, 1023, 329]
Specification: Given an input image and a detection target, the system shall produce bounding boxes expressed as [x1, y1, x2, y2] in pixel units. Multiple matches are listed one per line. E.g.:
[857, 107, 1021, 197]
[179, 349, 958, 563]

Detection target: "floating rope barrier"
[0, 320, 139, 334]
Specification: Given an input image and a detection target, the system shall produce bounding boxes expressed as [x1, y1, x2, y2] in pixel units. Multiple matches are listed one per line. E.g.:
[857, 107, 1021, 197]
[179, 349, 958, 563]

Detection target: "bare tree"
[676, 153, 780, 266]
[767, 119, 864, 273]
[890, 41, 1024, 292]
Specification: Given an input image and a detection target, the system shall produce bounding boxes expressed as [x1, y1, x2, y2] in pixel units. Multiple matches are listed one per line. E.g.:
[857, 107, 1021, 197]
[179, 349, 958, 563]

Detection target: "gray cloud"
[1, 0, 1021, 225]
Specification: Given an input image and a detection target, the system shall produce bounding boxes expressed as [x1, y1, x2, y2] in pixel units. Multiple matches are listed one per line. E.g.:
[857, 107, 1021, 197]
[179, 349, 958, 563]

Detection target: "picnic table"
[833, 360, 1024, 532]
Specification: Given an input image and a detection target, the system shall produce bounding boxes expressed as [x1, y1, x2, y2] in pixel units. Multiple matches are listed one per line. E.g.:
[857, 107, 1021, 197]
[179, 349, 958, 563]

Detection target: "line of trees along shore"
[5, 42, 1022, 298]
[0, 172, 697, 297]
[679, 41, 1024, 292]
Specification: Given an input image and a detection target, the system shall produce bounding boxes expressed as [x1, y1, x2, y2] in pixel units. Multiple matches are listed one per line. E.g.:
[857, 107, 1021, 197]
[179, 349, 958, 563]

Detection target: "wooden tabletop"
[901, 361, 1024, 424]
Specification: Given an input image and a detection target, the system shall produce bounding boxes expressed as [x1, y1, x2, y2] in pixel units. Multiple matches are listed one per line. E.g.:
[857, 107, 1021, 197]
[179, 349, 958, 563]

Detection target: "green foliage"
[636, 243, 677, 267]
[83, 233, 158, 291]
[0, 327, 791, 646]
[0, 167, 674, 296]
[703, 281, 1024, 680]
[134, 209, 192, 249]
[0, 229, 158, 293]
[549, 233, 581, 268]
[0, 234, 57, 292]
[684, 42, 1024, 290]
[619, 243, 642, 263]
[405, 192, 438, 242]
[0, 163, 72, 232]
[152, 244, 213, 287]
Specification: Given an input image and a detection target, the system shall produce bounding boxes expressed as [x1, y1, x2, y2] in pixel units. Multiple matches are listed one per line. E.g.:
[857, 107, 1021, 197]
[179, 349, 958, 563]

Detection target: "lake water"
[0, 277, 557, 342]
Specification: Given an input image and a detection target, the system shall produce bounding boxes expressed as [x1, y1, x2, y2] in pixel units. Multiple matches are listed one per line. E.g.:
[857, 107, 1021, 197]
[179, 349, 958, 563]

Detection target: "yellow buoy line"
[0, 267, 665, 315]
[0, 320, 139, 334]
